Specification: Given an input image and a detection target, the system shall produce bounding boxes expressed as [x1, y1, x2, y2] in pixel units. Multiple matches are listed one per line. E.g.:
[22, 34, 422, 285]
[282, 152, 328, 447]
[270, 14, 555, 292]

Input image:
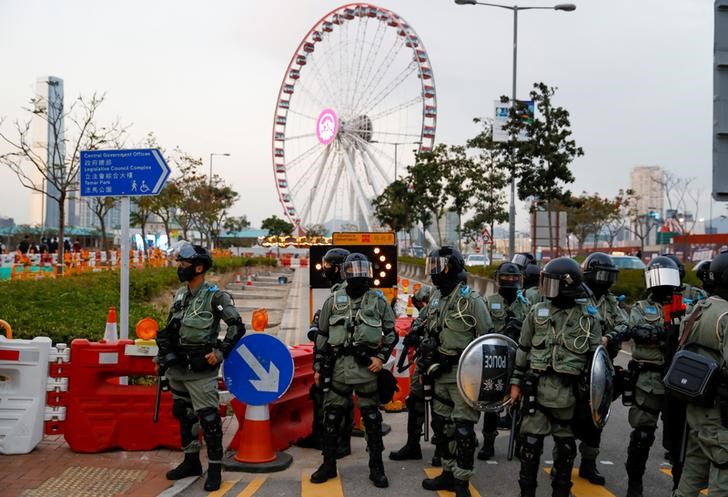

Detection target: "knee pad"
[197, 407, 222, 437]
[454, 422, 477, 452]
[361, 407, 382, 430]
[553, 437, 576, 464]
[324, 407, 345, 432]
[630, 428, 655, 450]
[519, 435, 544, 463]
[172, 399, 195, 422]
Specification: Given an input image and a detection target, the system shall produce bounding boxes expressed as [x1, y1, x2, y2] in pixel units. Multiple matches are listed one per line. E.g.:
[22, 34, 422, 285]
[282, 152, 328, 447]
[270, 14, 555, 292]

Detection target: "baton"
[423, 375, 433, 442]
[507, 402, 520, 461]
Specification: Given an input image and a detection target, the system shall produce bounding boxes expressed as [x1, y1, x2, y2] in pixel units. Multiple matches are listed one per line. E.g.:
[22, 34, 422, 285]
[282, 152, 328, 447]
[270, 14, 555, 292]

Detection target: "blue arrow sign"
[223, 334, 294, 406]
[79, 148, 170, 197]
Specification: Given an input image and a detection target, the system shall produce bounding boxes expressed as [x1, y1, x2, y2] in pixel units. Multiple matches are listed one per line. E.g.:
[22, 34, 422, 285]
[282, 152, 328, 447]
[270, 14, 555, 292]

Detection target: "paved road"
[173, 272, 677, 497]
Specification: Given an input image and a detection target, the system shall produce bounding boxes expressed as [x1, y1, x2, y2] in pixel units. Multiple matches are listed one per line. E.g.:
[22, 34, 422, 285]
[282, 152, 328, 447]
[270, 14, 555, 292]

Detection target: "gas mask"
[177, 265, 198, 283]
[345, 277, 370, 299]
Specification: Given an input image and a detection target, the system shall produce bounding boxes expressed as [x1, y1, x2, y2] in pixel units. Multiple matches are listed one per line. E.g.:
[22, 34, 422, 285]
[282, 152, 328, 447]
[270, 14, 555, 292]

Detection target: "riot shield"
[590, 344, 616, 429]
[457, 333, 518, 412]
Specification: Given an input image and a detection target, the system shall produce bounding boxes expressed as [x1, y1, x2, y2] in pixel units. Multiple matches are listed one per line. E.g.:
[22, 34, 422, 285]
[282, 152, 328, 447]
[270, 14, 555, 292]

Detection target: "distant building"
[29, 76, 68, 230]
[629, 165, 664, 245]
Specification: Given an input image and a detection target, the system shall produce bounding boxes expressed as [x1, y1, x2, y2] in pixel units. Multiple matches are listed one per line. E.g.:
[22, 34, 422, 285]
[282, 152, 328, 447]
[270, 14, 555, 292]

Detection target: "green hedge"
[0, 256, 276, 344]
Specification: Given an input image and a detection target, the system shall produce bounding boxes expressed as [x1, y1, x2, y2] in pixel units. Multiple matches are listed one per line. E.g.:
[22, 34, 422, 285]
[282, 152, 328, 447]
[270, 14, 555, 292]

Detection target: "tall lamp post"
[453, 0, 575, 258]
[209, 152, 231, 185]
[371, 140, 422, 180]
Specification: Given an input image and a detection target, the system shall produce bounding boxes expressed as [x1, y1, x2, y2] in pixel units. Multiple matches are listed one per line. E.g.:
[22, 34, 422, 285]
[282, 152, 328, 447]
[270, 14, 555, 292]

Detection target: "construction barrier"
[0, 336, 52, 454]
[60, 339, 179, 453]
[227, 344, 314, 453]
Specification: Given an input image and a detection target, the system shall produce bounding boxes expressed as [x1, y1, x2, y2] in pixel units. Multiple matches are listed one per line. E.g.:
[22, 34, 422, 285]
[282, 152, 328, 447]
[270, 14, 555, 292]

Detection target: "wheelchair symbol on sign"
[139, 181, 150, 193]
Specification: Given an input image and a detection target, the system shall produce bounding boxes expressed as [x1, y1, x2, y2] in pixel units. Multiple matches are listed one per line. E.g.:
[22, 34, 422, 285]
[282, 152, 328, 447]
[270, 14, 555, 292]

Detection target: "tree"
[0, 90, 125, 270]
[466, 118, 509, 260]
[443, 145, 478, 250]
[372, 179, 416, 239]
[602, 189, 632, 248]
[504, 83, 584, 256]
[261, 215, 294, 257]
[87, 196, 118, 254]
[149, 180, 182, 247]
[624, 191, 659, 253]
[189, 180, 239, 247]
[405, 145, 448, 247]
[224, 216, 251, 233]
[130, 196, 154, 251]
[174, 154, 206, 241]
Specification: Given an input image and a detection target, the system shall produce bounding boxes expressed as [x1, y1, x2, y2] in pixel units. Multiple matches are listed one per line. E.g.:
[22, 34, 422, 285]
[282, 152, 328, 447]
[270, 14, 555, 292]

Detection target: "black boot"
[518, 435, 543, 497]
[362, 407, 388, 488]
[422, 470, 455, 491]
[454, 478, 471, 497]
[579, 458, 605, 485]
[310, 408, 342, 484]
[390, 396, 424, 460]
[625, 428, 654, 497]
[204, 463, 222, 491]
[477, 431, 496, 461]
[166, 452, 203, 480]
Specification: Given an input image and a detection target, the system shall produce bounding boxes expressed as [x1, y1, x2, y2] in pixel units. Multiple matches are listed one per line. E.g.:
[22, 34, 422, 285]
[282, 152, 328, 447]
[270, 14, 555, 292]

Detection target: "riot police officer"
[311, 253, 397, 488]
[478, 262, 529, 461]
[156, 244, 245, 491]
[624, 256, 684, 497]
[297, 248, 351, 455]
[675, 253, 728, 496]
[420, 246, 493, 497]
[390, 284, 432, 462]
[512, 252, 536, 271]
[573, 252, 628, 485]
[523, 263, 542, 306]
[509, 257, 602, 497]
[664, 253, 708, 304]
[694, 259, 714, 295]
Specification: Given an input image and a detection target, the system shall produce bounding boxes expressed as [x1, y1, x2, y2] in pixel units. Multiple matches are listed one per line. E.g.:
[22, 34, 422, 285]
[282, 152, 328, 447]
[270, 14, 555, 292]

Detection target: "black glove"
[218, 318, 246, 358]
[631, 324, 663, 344]
[504, 318, 523, 340]
[403, 331, 421, 348]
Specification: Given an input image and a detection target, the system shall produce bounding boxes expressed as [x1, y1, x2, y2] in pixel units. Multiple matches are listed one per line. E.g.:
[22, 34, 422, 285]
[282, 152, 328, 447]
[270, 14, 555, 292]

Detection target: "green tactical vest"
[631, 300, 666, 364]
[595, 294, 623, 335]
[486, 292, 528, 334]
[326, 288, 383, 349]
[426, 283, 479, 355]
[527, 301, 599, 375]
[684, 297, 728, 368]
[171, 282, 219, 346]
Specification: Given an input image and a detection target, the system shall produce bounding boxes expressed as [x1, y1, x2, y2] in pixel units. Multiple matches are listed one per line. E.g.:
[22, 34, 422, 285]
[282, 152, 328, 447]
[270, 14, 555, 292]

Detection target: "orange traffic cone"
[103, 306, 118, 344]
[223, 405, 292, 472]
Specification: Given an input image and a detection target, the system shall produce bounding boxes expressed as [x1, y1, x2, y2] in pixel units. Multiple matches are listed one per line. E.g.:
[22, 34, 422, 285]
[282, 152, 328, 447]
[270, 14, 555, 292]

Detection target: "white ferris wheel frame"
[271, 3, 437, 233]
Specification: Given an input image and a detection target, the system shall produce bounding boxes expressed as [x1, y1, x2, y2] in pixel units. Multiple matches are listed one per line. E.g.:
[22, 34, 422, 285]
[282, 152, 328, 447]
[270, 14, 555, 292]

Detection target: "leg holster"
[197, 407, 223, 463]
[518, 434, 544, 497]
[173, 398, 198, 451]
[552, 436, 576, 497]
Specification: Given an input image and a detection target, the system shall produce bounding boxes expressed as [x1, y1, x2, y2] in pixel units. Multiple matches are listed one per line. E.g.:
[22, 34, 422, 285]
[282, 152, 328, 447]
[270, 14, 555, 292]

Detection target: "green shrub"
[0, 256, 271, 344]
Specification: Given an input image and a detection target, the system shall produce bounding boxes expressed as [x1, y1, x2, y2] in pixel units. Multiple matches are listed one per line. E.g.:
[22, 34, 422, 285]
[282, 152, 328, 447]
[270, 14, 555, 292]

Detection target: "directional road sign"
[223, 333, 294, 406]
[79, 148, 170, 197]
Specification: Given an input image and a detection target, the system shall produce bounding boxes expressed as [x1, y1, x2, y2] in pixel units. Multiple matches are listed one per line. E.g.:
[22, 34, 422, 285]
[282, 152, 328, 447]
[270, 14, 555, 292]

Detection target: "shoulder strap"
[678, 305, 704, 347]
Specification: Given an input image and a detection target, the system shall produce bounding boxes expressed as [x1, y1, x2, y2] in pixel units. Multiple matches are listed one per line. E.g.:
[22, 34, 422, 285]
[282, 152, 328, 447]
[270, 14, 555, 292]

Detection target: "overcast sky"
[0, 0, 717, 230]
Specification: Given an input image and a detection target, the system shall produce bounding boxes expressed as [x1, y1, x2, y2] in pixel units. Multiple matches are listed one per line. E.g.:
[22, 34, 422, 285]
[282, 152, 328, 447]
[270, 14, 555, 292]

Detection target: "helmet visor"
[498, 274, 522, 288]
[426, 256, 449, 275]
[176, 243, 197, 261]
[512, 254, 530, 268]
[593, 269, 618, 285]
[342, 260, 373, 279]
[644, 267, 680, 289]
[539, 273, 561, 298]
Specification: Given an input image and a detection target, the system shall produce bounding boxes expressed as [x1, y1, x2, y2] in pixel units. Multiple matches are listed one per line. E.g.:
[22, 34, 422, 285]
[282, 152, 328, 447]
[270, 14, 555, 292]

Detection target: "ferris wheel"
[272, 3, 437, 233]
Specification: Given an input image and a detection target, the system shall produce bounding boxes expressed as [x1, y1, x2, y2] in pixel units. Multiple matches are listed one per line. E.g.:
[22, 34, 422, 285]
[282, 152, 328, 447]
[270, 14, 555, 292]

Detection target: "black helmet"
[583, 252, 619, 288]
[662, 254, 685, 281]
[176, 243, 213, 271]
[709, 253, 728, 290]
[523, 263, 540, 289]
[644, 256, 681, 291]
[496, 262, 522, 289]
[695, 260, 712, 289]
[321, 247, 350, 281]
[341, 252, 373, 280]
[426, 246, 465, 275]
[512, 252, 536, 270]
[540, 257, 584, 298]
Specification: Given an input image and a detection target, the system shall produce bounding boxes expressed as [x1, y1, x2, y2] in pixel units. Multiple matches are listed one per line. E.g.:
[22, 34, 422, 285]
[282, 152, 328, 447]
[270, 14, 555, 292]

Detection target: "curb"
[155, 475, 200, 497]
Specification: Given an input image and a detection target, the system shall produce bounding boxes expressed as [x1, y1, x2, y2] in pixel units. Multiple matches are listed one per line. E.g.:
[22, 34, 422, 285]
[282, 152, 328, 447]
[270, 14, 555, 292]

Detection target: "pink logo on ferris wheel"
[316, 108, 338, 145]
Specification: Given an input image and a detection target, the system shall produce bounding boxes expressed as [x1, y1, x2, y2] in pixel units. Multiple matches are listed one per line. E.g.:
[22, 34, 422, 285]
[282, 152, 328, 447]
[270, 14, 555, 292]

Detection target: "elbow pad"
[219, 317, 246, 358]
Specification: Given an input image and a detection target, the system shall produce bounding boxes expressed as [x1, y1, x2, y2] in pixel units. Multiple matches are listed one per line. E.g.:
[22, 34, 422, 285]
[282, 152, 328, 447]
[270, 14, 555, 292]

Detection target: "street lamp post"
[209, 152, 231, 185]
[370, 140, 422, 180]
[454, 0, 575, 258]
